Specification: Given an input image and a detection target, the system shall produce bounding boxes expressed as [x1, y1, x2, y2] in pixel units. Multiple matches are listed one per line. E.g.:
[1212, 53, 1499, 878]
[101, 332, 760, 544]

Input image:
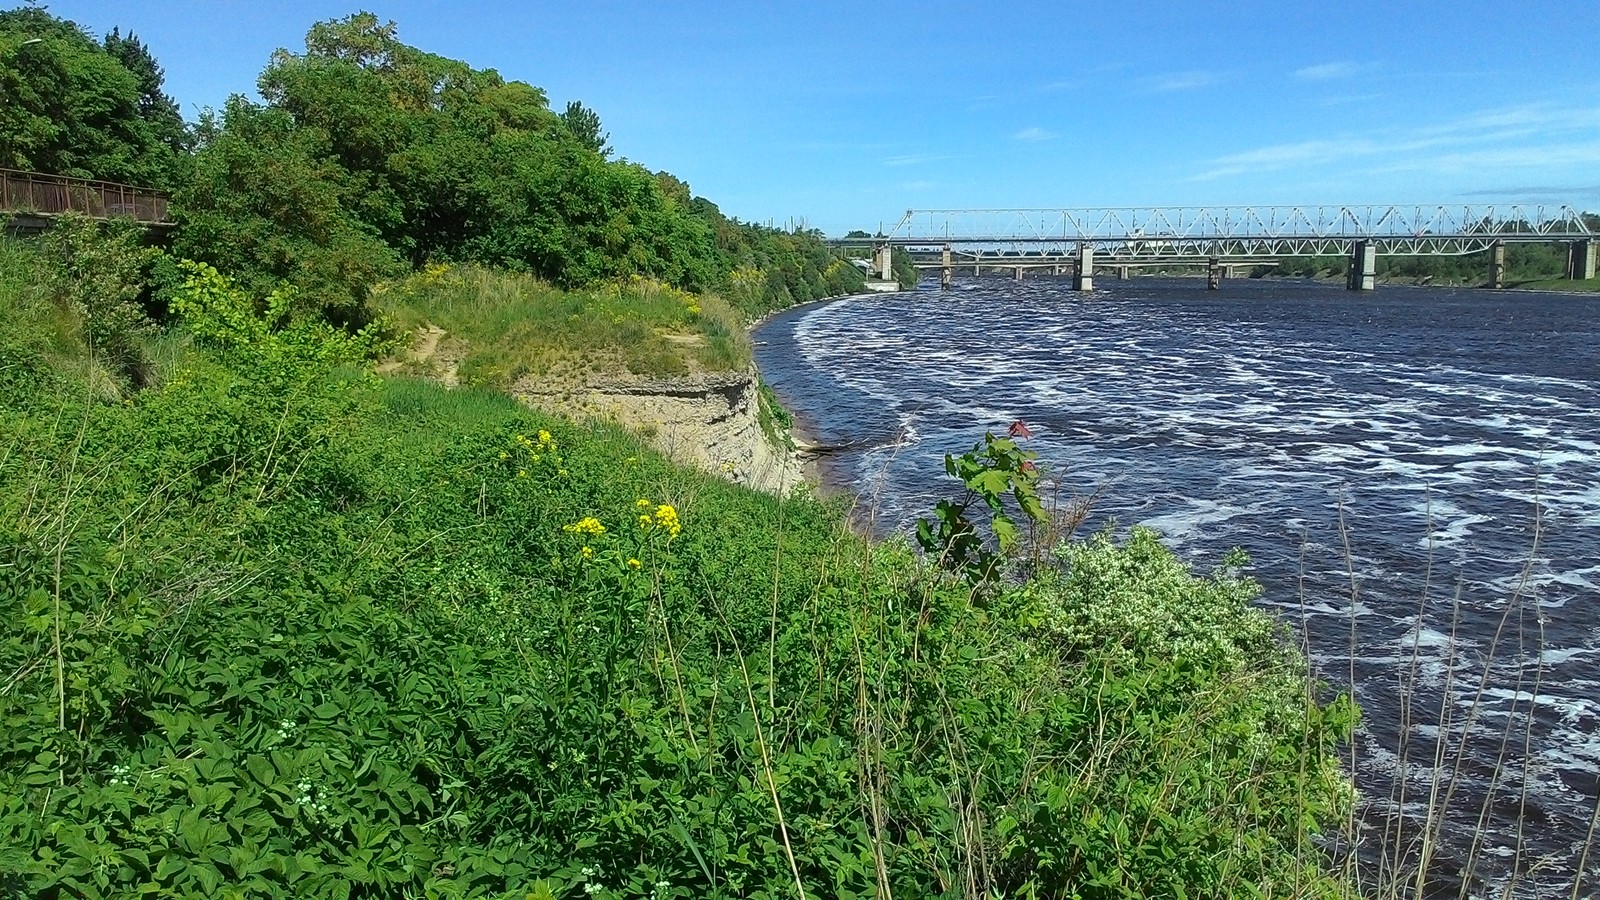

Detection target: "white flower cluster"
[295, 778, 330, 818]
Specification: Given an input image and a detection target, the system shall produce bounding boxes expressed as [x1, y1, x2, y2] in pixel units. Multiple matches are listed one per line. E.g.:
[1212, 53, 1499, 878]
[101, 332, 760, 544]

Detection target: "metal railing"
[0, 167, 171, 224]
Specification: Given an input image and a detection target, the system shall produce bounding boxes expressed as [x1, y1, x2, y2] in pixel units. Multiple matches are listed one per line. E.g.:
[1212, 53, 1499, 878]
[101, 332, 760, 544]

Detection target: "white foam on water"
[1540, 646, 1598, 666]
[1139, 499, 1258, 544]
[767, 283, 1600, 893]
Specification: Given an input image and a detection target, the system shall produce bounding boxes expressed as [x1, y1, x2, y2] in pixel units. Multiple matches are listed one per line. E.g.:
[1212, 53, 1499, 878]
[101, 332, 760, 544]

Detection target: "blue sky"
[29, 1, 1600, 234]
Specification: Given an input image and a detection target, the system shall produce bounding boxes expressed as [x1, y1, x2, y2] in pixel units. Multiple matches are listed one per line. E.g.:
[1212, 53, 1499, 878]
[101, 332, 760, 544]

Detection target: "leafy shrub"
[37, 213, 159, 380]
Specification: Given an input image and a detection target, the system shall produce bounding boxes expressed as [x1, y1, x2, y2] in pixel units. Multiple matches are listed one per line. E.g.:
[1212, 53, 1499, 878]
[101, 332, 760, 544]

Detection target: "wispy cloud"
[1191, 103, 1600, 181]
[1294, 61, 1366, 81]
[883, 153, 953, 167]
[1318, 93, 1388, 107]
[1458, 184, 1600, 198]
[1013, 126, 1056, 142]
[1141, 70, 1221, 93]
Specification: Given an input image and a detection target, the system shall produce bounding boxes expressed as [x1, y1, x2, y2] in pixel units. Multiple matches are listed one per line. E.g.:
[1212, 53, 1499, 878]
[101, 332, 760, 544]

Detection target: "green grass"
[1509, 275, 1600, 292]
[0, 241, 1359, 899]
[372, 265, 752, 388]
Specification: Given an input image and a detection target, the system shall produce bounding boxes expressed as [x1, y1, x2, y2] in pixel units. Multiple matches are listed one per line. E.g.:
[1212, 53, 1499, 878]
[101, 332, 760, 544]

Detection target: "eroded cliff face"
[379, 326, 807, 495]
[511, 369, 806, 496]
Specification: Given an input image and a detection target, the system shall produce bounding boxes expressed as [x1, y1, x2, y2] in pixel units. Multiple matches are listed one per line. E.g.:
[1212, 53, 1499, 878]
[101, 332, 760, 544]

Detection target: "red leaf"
[1008, 420, 1034, 440]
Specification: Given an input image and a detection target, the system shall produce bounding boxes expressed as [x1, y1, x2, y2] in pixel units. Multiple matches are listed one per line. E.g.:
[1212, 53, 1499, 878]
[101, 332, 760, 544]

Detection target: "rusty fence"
[0, 167, 171, 224]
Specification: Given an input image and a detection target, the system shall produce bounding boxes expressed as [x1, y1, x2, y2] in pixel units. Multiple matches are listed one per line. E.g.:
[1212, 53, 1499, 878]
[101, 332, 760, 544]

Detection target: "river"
[751, 275, 1600, 898]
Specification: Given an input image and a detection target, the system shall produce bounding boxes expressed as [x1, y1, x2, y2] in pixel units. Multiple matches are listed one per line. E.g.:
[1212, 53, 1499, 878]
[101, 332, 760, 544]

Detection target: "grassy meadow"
[373, 266, 753, 388]
[0, 226, 1361, 898]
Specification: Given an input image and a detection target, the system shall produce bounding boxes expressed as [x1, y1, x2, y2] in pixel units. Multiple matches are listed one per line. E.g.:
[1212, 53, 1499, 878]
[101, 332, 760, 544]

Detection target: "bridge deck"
[0, 168, 171, 225]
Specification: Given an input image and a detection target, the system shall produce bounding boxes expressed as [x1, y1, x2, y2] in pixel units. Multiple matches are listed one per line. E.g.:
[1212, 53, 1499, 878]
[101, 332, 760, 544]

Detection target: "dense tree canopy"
[2, 7, 871, 322]
[0, 7, 182, 186]
[166, 12, 866, 314]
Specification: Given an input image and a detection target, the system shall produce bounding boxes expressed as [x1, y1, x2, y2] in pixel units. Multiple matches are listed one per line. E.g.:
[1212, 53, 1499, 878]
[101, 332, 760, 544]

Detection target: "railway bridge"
[830, 205, 1599, 291]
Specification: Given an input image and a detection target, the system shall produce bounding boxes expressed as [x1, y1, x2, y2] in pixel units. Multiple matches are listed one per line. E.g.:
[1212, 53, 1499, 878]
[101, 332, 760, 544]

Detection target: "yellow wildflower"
[563, 517, 606, 536]
[627, 558, 642, 570]
[517, 470, 527, 478]
[636, 498, 652, 509]
[652, 504, 682, 537]
[581, 546, 595, 560]
[638, 514, 653, 528]
[499, 451, 510, 460]
[538, 430, 554, 445]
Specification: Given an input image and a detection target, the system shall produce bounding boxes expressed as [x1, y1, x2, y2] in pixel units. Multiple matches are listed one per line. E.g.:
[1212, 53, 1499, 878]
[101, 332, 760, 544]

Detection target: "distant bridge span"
[830, 205, 1600, 291]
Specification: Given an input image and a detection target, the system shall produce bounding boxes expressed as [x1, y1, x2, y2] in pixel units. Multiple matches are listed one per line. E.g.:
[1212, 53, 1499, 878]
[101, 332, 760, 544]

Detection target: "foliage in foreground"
[0, 266, 1352, 898]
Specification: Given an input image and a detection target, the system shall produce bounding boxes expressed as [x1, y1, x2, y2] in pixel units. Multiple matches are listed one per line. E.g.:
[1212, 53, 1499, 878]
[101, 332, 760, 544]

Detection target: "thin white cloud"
[883, 154, 953, 167]
[1013, 126, 1055, 141]
[1318, 93, 1388, 107]
[1191, 103, 1600, 181]
[1459, 184, 1600, 198]
[1294, 61, 1364, 81]
[1142, 70, 1221, 93]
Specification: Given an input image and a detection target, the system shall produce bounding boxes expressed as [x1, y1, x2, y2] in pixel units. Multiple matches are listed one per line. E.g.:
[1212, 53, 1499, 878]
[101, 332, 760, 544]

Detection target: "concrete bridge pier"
[1568, 239, 1596, 280]
[1489, 240, 1506, 289]
[875, 244, 893, 281]
[1207, 257, 1221, 290]
[1347, 241, 1376, 291]
[941, 245, 953, 291]
[1072, 245, 1094, 291]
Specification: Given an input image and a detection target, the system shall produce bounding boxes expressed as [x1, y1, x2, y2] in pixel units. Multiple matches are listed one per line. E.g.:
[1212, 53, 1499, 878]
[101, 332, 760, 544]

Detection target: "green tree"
[172, 97, 403, 321]
[0, 7, 179, 186]
[102, 27, 186, 155]
[558, 99, 610, 157]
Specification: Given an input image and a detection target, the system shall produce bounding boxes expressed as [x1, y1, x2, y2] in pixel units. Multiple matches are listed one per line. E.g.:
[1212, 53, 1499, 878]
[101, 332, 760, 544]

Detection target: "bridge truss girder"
[892, 234, 1546, 261]
[874, 205, 1595, 250]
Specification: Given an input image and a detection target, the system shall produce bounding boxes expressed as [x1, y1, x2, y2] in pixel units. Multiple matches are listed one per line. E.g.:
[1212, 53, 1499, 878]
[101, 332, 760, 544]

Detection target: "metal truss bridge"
[832, 205, 1600, 290]
[876, 205, 1594, 255]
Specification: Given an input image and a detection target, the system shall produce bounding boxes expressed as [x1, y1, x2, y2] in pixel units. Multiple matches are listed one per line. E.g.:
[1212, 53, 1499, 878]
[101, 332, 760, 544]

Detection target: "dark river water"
[752, 276, 1600, 899]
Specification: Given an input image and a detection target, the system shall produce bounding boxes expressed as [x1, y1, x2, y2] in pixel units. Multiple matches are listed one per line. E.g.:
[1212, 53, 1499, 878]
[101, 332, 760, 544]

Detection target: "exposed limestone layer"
[379, 326, 807, 495]
[511, 368, 807, 496]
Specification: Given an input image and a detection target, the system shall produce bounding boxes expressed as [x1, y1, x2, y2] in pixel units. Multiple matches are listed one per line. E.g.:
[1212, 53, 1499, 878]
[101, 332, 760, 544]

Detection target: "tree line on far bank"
[0, 8, 872, 327]
[1268, 231, 1597, 286]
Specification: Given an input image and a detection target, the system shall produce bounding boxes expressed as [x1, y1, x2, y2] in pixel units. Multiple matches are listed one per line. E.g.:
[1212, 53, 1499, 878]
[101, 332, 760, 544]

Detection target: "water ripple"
[755, 276, 1600, 898]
